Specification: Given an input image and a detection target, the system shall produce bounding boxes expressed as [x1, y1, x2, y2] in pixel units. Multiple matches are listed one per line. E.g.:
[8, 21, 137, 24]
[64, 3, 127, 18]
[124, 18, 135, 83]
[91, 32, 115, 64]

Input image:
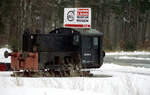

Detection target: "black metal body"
[23, 28, 104, 69]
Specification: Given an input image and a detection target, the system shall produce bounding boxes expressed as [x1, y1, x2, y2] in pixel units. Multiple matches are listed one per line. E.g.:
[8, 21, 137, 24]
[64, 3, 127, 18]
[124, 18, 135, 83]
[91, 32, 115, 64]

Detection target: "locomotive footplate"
[11, 70, 93, 77]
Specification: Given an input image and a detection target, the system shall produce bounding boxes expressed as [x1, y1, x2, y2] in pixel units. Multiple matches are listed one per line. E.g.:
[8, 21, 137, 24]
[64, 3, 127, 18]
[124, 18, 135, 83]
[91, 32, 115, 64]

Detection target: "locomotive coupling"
[4, 51, 36, 59]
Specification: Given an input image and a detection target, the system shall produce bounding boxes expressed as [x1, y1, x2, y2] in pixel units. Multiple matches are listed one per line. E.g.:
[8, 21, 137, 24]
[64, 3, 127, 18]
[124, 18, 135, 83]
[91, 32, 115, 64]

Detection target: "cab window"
[93, 37, 98, 49]
[73, 35, 79, 46]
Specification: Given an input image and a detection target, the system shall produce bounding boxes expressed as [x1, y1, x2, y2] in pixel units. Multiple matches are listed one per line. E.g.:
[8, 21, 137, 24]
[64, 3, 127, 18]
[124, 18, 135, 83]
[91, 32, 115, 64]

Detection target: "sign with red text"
[64, 8, 91, 28]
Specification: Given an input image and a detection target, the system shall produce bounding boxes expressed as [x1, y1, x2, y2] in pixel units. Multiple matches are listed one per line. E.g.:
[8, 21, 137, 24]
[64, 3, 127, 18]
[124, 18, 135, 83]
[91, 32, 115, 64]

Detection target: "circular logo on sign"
[67, 11, 75, 21]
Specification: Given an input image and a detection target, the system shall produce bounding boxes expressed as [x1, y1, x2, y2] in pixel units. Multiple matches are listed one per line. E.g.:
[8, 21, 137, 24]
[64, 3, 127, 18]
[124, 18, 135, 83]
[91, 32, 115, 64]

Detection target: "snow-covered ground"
[0, 48, 150, 95]
[116, 56, 150, 61]
[106, 51, 150, 56]
[105, 51, 150, 68]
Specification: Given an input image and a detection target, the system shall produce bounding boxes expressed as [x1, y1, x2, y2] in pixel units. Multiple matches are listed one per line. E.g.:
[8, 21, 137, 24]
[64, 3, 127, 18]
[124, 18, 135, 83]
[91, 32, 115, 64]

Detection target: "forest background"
[0, 0, 150, 51]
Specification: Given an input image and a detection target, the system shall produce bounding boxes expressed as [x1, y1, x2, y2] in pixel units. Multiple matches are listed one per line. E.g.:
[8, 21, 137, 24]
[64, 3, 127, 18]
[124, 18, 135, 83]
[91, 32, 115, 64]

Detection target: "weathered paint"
[11, 52, 38, 71]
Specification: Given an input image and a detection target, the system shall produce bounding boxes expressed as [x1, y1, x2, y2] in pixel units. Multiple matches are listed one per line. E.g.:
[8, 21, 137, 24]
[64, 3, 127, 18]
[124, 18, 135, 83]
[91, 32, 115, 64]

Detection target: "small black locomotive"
[5, 27, 105, 77]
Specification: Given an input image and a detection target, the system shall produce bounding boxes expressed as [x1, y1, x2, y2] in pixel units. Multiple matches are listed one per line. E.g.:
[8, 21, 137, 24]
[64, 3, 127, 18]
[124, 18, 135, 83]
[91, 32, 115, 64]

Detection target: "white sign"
[64, 8, 91, 28]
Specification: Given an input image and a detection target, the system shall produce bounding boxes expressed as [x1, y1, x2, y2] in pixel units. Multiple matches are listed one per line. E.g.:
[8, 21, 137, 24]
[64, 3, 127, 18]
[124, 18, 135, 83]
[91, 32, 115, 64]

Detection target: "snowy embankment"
[0, 48, 150, 95]
[108, 51, 150, 60]
[106, 51, 150, 56]
[116, 56, 150, 60]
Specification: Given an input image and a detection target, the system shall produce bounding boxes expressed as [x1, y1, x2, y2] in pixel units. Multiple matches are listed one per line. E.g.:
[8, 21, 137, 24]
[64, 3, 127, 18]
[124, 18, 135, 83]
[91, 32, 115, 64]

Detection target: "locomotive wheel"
[71, 53, 81, 64]
[71, 53, 82, 70]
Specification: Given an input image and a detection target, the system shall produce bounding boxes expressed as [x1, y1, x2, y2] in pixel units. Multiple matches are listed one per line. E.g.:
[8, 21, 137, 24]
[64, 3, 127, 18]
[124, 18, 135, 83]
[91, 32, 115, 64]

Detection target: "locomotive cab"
[80, 29, 104, 68]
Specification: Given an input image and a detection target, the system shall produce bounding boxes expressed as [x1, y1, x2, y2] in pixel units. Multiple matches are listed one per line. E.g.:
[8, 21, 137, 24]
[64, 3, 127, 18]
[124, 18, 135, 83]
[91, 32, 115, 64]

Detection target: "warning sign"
[64, 8, 91, 28]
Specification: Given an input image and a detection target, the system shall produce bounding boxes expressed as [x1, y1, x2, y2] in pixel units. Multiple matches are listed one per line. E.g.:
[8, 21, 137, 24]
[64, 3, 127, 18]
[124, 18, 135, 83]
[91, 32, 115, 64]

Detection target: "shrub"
[124, 41, 136, 51]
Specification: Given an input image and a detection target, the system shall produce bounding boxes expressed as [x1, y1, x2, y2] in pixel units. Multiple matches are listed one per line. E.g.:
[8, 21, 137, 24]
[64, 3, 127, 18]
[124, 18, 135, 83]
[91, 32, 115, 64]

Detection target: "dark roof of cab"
[50, 27, 103, 36]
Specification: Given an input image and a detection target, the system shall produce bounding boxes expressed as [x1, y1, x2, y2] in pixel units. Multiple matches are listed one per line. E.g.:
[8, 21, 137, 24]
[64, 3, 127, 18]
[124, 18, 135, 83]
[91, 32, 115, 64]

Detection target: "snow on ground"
[0, 87, 101, 95]
[115, 56, 150, 61]
[0, 49, 150, 95]
[106, 51, 150, 55]
[0, 63, 150, 95]
[0, 48, 11, 63]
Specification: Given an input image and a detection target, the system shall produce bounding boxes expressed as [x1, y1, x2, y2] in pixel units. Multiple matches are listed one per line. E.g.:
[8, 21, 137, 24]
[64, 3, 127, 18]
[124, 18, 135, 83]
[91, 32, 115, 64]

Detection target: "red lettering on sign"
[77, 9, 89, 16]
